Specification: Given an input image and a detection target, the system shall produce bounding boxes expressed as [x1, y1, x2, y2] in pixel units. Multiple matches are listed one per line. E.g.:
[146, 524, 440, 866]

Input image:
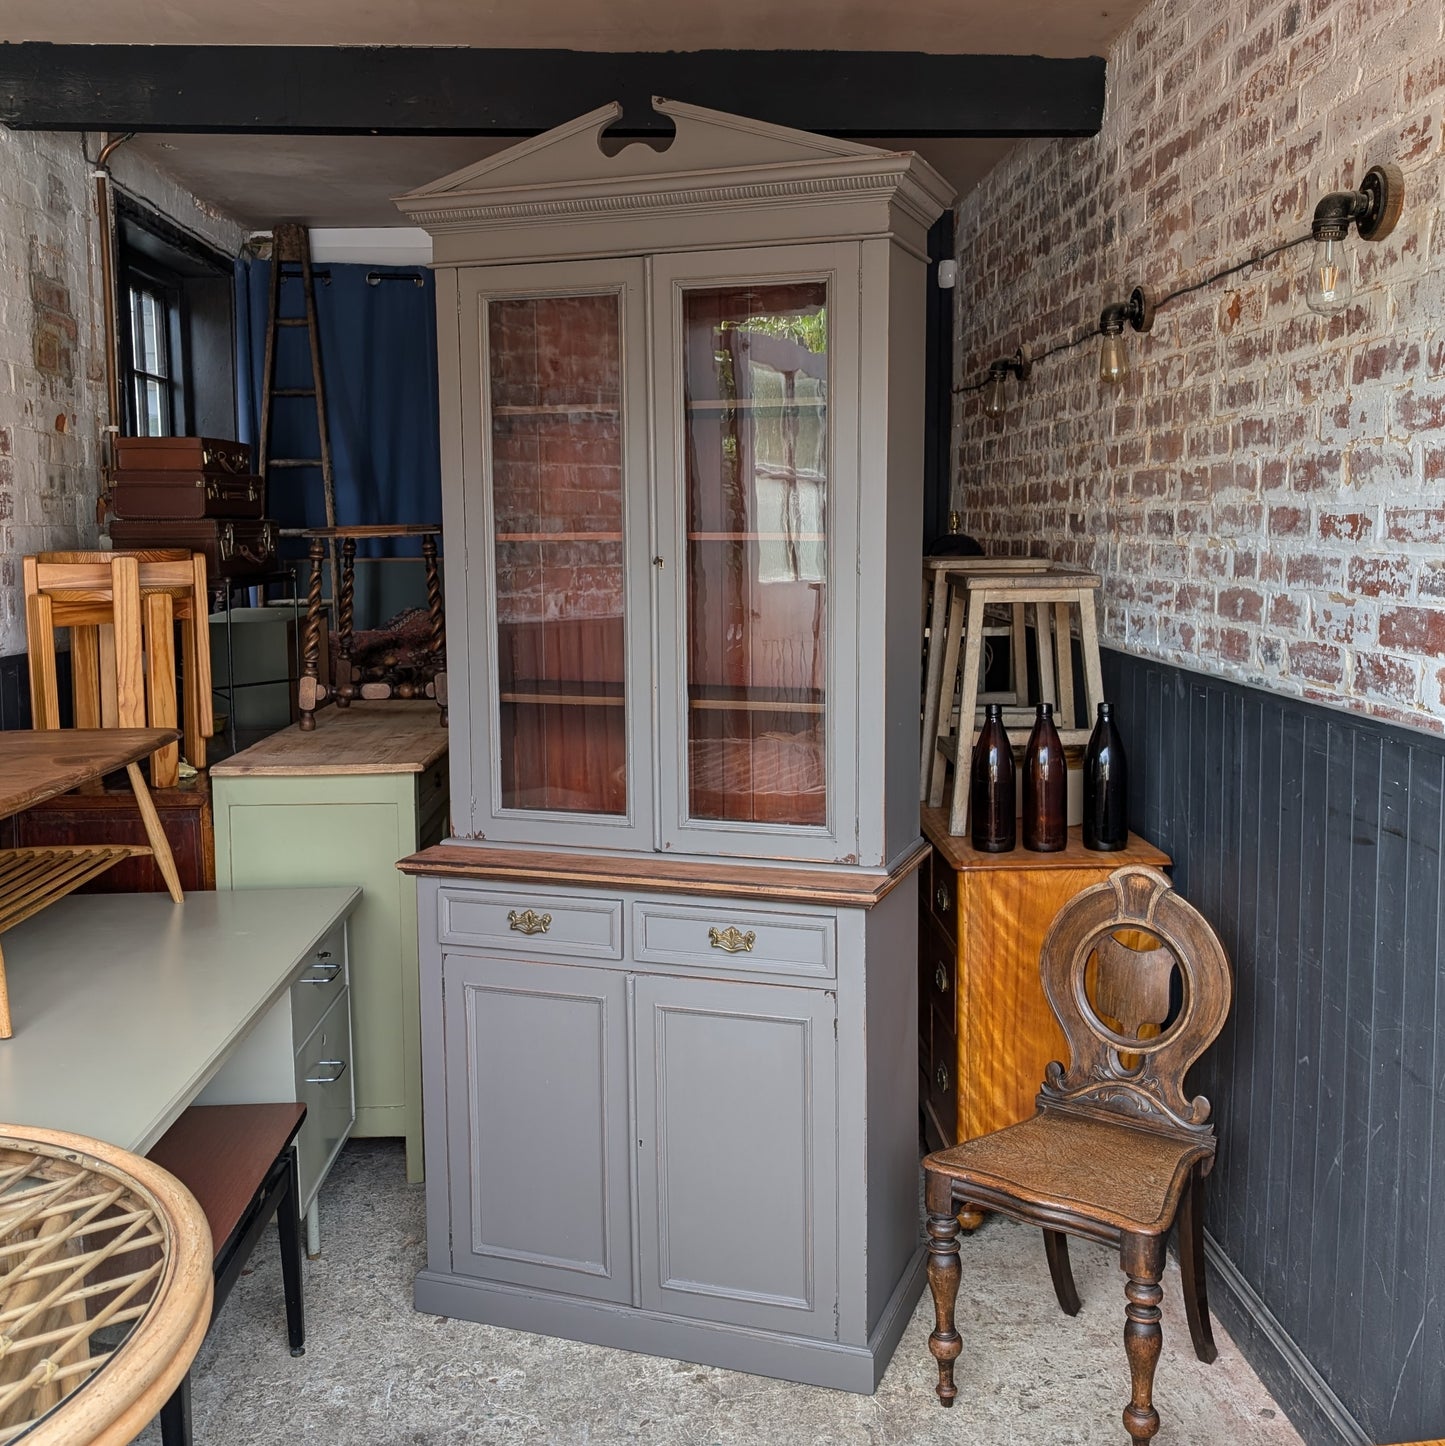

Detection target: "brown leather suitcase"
[107, 472, 265, 521]
[109, 518, 279, 579]
[113, 436, 252, 475]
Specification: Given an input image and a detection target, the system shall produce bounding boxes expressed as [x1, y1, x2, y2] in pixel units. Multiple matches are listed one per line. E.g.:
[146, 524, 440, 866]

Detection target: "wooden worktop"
[921, 806, 1169, 872]
[211, 702, 448, 777]
[399, 837, 929, 909]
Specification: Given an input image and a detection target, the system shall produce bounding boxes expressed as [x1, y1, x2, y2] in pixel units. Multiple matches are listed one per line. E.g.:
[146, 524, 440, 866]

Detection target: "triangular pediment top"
[396, 96, 898, 201]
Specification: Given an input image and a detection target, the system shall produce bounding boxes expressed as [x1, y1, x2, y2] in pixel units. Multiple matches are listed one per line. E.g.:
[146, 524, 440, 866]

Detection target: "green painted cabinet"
[211, 703, 448, 1180]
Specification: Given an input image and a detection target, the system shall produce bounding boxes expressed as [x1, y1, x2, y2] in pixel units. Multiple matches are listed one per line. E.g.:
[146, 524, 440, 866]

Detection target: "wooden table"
[211, 703, 448, 1180]
[917, 807, 1171, 1223]
[0, 729, 184, 1038]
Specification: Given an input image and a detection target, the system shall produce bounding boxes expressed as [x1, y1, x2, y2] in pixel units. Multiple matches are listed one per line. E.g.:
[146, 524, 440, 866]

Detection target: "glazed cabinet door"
[442, 952, 633, 1303]
[633, 973, 838, 1338]
[650, 244, 861, 863]
[454, 259, 653, 850]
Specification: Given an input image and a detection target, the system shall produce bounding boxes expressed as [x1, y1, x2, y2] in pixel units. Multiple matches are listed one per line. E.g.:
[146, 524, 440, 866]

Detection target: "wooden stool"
[24, 551, 214, 787]
[926, 567, 1105, 834]
[919, 557, 1054, 802]
[147, 1103, 307, 1446]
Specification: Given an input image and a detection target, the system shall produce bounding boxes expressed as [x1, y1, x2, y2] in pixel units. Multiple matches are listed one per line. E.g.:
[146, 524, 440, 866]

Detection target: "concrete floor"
[139, 1140, 1304, 1446]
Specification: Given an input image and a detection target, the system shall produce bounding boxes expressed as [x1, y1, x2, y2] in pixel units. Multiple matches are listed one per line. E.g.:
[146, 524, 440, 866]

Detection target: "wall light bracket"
[1311, 162, 1404, 243]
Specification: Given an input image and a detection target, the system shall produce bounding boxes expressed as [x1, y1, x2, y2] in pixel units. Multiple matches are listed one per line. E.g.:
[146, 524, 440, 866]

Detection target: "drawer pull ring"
[935, 1062, 950, 1093]
[508, 908, 552, 936]
[301, 961, 342, 984]
[708, 925, 757, 954]
[306, 1059, 348, 1085]
[934, 963, 950, 994]
[935, 885, 951, 914]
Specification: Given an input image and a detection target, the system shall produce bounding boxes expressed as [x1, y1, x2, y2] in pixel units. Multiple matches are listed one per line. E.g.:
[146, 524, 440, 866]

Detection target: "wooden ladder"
[259, 223, 337, 598]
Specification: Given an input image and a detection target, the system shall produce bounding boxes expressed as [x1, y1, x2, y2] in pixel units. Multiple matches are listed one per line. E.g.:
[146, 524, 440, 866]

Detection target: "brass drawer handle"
[934, 962, 950, 994]
[935, 884, 951, 914]
[708, 925, 757, 954]
[935, 1061, 950, 1093]
[508, 908, 552, 936]
[306, 1059, 348, 1086]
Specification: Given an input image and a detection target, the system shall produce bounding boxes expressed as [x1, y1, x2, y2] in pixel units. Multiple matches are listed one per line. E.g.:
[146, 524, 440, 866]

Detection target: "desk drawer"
[290, 924, 347, 1049]
[438, 886, 623, 960]
[920, 914, 956, 1022]
[295, 987, 354, 1209]
[632, 901, 835, 980]
[927, 849, 957, 941]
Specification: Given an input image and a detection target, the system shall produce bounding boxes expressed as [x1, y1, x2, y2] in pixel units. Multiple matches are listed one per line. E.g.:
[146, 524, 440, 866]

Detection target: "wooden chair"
[24, 550, 214, 787]
[922, 865, 1233, 1443]
[146, 1103, 307, 1446]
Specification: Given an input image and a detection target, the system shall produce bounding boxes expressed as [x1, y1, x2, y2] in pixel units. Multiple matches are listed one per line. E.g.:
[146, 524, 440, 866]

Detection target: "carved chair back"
[1036, 865, 1232, 1144]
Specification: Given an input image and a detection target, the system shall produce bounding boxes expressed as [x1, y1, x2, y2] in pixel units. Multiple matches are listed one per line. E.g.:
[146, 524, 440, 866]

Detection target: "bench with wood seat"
[147, 1103, 307, 1446]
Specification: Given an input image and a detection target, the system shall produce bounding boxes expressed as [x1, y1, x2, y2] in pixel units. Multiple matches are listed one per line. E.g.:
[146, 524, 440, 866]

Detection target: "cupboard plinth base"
[414, 1247, 926, 1395]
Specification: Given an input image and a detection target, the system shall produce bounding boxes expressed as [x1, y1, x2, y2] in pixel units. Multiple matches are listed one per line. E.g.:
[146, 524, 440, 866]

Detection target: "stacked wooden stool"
[920, 559, 1105, 834]
[23, 550, 214, 786]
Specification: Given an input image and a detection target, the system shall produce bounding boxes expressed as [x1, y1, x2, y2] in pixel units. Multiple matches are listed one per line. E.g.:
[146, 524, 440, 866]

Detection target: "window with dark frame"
[127, 273, 183, 436]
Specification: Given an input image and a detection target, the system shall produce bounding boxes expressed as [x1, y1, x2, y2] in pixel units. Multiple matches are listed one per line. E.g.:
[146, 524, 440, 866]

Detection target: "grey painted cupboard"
[396, 98, 954, 1391]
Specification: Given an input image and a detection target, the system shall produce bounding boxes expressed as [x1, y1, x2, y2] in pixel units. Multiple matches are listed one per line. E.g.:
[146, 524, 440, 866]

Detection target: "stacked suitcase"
[107, 437, 279, 579]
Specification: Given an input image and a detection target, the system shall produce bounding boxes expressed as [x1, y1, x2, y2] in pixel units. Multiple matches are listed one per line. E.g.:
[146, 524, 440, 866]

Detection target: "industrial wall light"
[1305, 162, 1404, 314]
[982, 348, 1032, 416]
[1097, 287, 1154, 384]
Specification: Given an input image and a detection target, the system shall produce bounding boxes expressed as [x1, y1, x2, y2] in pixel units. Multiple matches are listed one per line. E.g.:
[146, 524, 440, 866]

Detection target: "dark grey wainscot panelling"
[1102, 647, 1443, 1446]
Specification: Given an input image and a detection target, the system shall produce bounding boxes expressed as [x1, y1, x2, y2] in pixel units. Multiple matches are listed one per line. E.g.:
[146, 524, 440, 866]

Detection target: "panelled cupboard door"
[454, 258, 654, 852]
[633, 974, 839, 1338]
[651, 244, 862, 864]
[442, 952, 633, 1303]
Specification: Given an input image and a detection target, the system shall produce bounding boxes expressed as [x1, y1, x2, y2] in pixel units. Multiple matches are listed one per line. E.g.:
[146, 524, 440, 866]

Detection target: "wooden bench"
[147, 1103, 307, 1446]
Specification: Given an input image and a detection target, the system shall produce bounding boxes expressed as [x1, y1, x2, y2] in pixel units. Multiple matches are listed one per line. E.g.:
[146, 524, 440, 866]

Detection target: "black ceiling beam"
[0, 44, 1104, 138]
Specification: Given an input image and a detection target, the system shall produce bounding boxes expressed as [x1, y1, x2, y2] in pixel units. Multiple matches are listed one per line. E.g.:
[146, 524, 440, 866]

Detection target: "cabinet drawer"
[438, 886, 623, 960]
[925, 1002, 958, 1144]
[290, 924, 347, 1049]
[295, 987, 354, 1209]
[632, 901, 835, 980]
[919, 914, 956, 1023]
[927, 849, 958, 941]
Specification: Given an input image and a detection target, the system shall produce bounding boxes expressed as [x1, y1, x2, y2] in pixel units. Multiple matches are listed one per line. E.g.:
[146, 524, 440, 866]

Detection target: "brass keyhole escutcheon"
[708, 925, 757, 954]
[507, 908, 552, 936]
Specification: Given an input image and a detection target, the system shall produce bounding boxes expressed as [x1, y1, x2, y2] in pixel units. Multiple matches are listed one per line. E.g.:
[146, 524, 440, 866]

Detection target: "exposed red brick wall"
[954, 0, 1445, 731]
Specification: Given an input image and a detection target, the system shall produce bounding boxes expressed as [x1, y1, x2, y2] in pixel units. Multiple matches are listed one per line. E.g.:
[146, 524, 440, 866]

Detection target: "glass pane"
[488, 293, 627, 815]
[682, 282, 828, 827]
[130, 287, 166, 377]
[134, 377, 166, 437]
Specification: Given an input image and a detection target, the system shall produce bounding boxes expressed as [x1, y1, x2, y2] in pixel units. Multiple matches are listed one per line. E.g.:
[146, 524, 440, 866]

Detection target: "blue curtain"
[234, 259, 441, 560]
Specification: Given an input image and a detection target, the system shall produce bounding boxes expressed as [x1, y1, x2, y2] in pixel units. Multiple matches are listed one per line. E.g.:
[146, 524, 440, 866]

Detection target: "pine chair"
[922, 864, 1233, 1443]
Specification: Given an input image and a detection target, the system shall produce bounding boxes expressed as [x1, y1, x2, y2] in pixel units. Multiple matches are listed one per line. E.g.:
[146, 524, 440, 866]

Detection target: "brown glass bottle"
[1083, 700, 1129, 850]
[969, 703, 1016, 852]
[1022, 701, 1067, 852]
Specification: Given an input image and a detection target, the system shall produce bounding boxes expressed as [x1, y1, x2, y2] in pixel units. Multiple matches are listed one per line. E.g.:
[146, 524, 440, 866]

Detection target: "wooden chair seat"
[923, 866, 1234, 1443]
[927, 1111, 1212, 1238]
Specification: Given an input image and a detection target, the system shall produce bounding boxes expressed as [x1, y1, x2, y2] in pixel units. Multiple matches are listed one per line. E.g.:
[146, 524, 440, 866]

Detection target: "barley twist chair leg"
[926, 1207, 964, 1407]
[1121, 1235, 1166, 1442]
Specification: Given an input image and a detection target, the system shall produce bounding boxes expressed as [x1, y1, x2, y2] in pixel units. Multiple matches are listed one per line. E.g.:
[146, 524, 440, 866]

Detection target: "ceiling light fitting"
[1305, 162, 1404, 315]
[1097, 287, 1153, 385]
[982, 348, 1032, 417]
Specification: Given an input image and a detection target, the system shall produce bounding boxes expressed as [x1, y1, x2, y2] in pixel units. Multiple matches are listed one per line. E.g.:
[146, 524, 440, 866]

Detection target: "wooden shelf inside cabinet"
[495, 531, 623, 544]
[491, 404, 620, 418]
[685, 398, 827, 412]
[687, 532, 827, 543]
[500, 682, 625, 709]
[689, 686, 824, 715]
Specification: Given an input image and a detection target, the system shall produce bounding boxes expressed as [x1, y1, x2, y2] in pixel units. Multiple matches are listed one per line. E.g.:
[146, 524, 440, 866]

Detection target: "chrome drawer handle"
[935, 1062, 950, 1093]
[306, 1060, 347, 1085]
[935, 885, 951, 914]
[301, 961, 342, 984]
[934, 963, 950, 994]
[708, 925, 756, 954]
[508, 908, 552, 936]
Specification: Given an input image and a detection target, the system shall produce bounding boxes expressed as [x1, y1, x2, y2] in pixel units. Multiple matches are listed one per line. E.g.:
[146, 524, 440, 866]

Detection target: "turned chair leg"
[1043, 1229, 1081, 1316]
[925, 1185, 964, 1408]
[1120, 1234, 1167, 1443]
[1178, 1168, 1218, 1364]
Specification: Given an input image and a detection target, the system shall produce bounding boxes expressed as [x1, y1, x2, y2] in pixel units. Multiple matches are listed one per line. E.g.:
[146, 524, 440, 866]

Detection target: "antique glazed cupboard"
[395, 98, 954, 1391]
